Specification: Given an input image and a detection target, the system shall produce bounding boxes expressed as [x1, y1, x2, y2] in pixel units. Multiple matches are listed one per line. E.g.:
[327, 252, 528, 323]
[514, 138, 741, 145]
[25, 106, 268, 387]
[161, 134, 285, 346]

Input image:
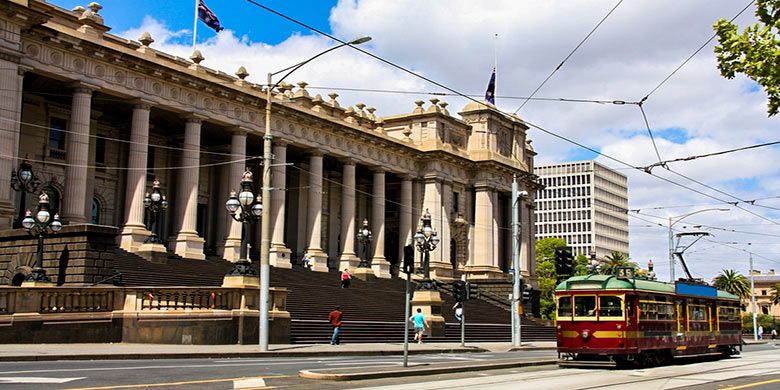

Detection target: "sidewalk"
[0, 341, 558, 362]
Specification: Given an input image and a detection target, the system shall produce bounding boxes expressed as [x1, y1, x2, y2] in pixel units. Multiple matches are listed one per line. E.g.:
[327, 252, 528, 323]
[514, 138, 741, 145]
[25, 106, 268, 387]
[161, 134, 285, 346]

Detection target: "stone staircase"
[110, 249, 555, 344]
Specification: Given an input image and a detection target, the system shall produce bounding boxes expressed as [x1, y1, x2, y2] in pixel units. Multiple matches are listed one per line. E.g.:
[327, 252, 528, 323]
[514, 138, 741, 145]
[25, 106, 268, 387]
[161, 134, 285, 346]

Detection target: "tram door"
[676, 301, 687, 346]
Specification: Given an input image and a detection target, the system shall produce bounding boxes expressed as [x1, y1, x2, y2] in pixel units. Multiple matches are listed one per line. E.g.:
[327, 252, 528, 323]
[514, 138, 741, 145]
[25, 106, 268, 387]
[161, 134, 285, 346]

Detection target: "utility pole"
[511, 174, 526, 347]
[749, 251, 758, 341]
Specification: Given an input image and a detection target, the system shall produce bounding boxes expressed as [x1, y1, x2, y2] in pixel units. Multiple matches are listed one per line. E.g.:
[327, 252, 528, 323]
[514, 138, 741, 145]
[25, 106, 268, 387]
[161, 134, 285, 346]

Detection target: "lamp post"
[510, 173, 528, 346]
[356, 218, 373, 268]
[143, 178, 168, 244]
[11, 158, 42, 229]
[667, 208, 728, 281]
[413, 209, 440, 290]
[226, 168, 263, 276]
[21, 192, 62, 283]
[258, 35, 371, 351]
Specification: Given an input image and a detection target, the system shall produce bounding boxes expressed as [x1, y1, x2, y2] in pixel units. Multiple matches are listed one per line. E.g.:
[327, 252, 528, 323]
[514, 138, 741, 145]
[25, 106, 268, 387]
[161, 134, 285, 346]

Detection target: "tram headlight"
[616, 324, 622, 330]
[582, 329, 590, 339]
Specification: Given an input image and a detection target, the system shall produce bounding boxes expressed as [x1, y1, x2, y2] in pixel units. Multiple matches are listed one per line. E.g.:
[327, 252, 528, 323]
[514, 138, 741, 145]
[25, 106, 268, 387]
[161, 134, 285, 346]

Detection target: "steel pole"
[749, 253, 758, 340]
[403, 272, 410, 367]
[511, 174, 521, 346]
[460, 301, 465, 347]
[259, 72, 273, 351]
[668, 217, 675, 282]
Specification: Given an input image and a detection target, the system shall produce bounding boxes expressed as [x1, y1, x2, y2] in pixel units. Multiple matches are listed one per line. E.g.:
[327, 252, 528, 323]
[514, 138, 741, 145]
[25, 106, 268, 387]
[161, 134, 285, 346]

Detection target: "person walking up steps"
[329, 306, 343, 345]
[409, 308, 429, 344]
[340, 268, 351, 288]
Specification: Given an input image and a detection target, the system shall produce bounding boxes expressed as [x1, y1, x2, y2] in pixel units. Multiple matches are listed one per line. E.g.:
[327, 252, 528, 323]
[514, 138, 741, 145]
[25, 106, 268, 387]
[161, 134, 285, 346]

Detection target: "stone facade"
[0, 1, 539, 284]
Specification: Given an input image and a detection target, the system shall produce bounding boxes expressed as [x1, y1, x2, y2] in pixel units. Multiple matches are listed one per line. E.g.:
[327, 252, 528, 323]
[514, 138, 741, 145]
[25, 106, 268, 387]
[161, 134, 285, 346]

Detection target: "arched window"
[91, 197, 101, 224]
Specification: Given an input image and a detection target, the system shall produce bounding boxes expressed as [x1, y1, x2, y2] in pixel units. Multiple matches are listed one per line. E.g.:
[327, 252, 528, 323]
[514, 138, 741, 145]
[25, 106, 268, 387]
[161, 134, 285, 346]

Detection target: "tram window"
[574, 296, 597, 318]
[657, 303, 674, 321]
[599, 296, 623, 317]
[640, 302, 657, 320]
[557, 297, 572, 319]
[689, 305, 707, 321]
[718, 306, 739, 322]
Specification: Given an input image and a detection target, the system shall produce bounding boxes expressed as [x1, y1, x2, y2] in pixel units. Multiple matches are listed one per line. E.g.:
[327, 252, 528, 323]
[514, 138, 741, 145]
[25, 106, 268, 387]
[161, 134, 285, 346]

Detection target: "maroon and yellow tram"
[555, 271, 741, 367]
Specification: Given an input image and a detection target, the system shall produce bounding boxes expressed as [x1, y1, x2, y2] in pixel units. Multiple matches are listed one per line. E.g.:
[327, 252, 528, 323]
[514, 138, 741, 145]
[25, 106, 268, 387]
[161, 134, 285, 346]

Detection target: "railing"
[40, 288, 115, 313]
[140, 288, 237, 311]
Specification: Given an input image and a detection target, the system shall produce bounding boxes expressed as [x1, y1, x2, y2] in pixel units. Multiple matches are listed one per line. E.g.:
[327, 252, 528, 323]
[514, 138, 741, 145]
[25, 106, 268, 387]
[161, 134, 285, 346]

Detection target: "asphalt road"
[0, 344, 772, 390]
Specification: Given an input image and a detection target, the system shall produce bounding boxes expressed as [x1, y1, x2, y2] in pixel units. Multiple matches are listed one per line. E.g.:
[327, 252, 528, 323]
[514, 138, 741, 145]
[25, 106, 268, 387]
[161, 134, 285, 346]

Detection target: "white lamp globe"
[226, 196, 240, 213]
[36, 209, 50, 224]
[150, 191, 161, 203]
[51, 215, 62, 232]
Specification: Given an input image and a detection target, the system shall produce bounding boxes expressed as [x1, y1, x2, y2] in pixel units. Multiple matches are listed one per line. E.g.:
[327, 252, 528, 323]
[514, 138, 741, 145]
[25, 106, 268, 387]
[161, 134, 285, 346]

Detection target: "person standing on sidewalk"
[329, 306, 343, 345]
[409, 308, 429, 344]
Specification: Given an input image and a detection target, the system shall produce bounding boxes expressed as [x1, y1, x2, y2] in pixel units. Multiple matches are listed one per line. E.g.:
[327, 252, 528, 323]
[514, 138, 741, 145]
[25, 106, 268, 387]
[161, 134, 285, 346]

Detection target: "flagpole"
[494, 33, 498, 100]
[192, 0, 199, 51]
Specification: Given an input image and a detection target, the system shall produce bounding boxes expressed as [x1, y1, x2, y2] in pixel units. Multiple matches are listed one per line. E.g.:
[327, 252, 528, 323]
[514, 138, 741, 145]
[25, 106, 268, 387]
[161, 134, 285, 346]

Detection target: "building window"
[95, 136, 107, 167]
[453, 192, 460, 214]
[91, 197, 101, 224]
[48, 117, 67, 159]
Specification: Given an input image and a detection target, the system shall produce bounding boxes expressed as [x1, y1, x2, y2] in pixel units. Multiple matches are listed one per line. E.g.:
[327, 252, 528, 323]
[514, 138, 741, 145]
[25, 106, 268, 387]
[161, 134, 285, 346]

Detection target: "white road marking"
[234, 377, 266, 389]
[0, 376, 86, 384]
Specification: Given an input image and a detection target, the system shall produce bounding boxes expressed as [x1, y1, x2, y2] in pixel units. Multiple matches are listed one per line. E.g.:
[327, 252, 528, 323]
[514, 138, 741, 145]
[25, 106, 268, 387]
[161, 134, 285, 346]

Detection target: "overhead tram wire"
[513, 0, 625, 113]
[640, 141, 780, 172]
[243, 0, 780, 226]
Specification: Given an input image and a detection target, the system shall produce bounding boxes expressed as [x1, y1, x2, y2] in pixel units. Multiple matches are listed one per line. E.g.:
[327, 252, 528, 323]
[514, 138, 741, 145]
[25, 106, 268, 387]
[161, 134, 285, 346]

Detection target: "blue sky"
[52, 0, 338, 45]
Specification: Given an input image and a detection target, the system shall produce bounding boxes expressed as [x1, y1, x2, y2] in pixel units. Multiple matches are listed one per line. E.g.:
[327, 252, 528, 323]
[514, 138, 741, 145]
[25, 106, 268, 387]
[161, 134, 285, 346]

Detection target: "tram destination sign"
[675, 282, 717, 297]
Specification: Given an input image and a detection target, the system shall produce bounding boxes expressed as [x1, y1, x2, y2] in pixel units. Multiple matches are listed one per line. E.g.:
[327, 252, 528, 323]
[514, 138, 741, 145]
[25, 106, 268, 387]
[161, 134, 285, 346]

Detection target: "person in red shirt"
[340, 268, 352, 288]
[328, 306, 343, 345]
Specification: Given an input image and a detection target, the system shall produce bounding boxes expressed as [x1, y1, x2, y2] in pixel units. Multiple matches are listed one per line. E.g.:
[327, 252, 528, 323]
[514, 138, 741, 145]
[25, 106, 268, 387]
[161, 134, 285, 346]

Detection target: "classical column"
[422, 177, 442, 265]
[437, 180, 453, 277]
[338, 160, 359, 270]
[467, 186, 501, 278]
[222, 129, 247, 262]
[173, 116, 205, 260]
[398, 177, 413, 265]
[269, 141, 292, 268]
[371, 169, 390, 278]
[304, 152, 328, 271]
[120, 102, 152, 251]
[62, 85, 93, 224]
[0, 62, 25, 229]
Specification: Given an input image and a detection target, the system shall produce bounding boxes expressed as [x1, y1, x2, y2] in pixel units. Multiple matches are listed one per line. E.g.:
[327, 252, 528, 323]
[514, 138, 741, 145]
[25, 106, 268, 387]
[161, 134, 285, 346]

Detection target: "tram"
[555, 267, 742, 367]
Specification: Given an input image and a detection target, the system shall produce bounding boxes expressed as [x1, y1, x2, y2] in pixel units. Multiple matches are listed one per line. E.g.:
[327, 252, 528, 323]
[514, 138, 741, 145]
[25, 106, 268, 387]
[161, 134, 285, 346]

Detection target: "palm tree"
[771, 283, 780, 306]
[712, 269, 751, 299]
[600, 251, 633, 275]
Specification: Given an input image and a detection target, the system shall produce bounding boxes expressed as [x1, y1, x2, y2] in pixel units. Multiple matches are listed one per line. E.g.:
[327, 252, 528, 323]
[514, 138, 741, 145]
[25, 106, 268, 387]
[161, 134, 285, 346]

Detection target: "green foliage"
[599, 251, 637, 275]
[712, 269, 751, 299]
[772, 283, 780, 305]
[713, 0, 780, 116]
[535, 237, 567, 319]
[573, 254, 589, 276]
[742, 313, 777, 332]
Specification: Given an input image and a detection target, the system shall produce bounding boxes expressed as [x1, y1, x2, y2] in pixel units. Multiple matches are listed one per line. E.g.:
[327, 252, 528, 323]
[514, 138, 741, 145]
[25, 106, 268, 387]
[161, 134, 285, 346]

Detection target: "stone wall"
[0, 224, 118, 286]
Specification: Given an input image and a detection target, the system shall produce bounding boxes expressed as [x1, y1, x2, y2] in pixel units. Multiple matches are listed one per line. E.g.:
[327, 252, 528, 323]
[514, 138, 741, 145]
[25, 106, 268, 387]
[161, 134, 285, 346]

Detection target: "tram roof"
[555, 274, 739, 300]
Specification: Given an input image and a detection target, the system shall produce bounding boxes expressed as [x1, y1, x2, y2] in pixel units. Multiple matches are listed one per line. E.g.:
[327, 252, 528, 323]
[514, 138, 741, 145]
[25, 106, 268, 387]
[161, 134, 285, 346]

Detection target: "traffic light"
[452, 280, 466, 302]
[402, 245, 414, 274]
[466, 282, 479, 300]
[555, 246, 574, 278]
[522, 284, 532, 303]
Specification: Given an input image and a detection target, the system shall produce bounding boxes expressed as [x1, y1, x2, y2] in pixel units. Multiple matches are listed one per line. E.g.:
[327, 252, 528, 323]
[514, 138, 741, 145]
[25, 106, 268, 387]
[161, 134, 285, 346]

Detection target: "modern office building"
[534, 160, 629, 258]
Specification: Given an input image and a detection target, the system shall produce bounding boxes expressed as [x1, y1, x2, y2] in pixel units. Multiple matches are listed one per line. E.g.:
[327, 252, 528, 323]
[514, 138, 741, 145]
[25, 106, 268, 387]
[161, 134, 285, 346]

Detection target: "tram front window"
[599, 295, 623, 318]
[557, 296, 572, 320]
[574, 296, 597, 318]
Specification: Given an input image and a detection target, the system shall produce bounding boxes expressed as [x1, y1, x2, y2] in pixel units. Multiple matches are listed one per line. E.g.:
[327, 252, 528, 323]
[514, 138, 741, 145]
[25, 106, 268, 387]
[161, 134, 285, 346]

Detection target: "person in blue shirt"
[409, 308, 430, 344]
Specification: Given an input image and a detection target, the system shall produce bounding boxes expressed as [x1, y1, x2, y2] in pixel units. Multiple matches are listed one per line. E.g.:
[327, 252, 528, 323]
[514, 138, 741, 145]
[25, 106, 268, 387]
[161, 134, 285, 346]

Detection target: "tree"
[713, 0, 780, 116]
[573, 254, 589, 276]
[600, 251, 636, 275]
[712, 269, 751, 299]
[535, 237, 567, 320]
[771, 283, 780, 305]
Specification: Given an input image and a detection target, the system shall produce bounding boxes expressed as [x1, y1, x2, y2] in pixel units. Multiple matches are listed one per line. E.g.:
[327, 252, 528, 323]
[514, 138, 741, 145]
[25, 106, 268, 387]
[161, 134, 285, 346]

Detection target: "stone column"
[62, 85, 93, 224]
[398, 177, 413, 263]
[222, 129, 247, 262]
[304, 152, 328, 271]
[371, 169, 390, 278]
[269, 141, 292, 268]
[467, 186, 501, 279]
[422, 177, 442, 264]
[119, 102, 152, 251]
[338, 160, 359, 270]
[434, 180, 453, 278]
[0, 62, 24, 229]
[173, 116, 205, 260]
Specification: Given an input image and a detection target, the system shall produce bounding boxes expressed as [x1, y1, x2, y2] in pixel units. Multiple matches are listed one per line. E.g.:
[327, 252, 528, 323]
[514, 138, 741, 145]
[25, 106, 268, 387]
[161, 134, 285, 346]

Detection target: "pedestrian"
[453, 301, 463, 323]
[758, 325, 763, 340]
[772, 328, 777, 340]
[302, 253, 312, 270]
[340, 268, 351, 288]
[329, 306, 343, 345]
[409, 308, 429, 344]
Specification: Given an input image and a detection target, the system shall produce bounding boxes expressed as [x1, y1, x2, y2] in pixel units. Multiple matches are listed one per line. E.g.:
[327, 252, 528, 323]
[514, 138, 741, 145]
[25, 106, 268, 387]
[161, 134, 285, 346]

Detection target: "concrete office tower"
[534, 161, 628, 259]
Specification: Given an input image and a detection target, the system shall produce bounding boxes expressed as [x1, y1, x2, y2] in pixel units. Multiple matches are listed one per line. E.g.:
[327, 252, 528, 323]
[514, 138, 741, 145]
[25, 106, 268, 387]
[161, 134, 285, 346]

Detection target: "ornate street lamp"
[225, 167, 262, 276]
[143, 178, 168, 244]
[22, 192, 62, 283]
[414, 209, 440, 290]
[10, 158, 42, 229]
[356, 218, 373, 268]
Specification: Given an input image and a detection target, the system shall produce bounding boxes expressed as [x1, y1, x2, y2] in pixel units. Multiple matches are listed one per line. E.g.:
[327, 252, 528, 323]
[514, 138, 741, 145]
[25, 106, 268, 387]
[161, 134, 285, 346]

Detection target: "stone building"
[744, 270, 780, 317]
[534, 160, 628, 258]
[0, 1, 540, 285]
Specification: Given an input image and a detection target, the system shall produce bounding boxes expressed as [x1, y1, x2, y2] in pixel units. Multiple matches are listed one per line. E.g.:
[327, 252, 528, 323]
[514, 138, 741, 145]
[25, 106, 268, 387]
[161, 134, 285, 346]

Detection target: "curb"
[298, 358, 558, 381]
[0, 347, 489, 362]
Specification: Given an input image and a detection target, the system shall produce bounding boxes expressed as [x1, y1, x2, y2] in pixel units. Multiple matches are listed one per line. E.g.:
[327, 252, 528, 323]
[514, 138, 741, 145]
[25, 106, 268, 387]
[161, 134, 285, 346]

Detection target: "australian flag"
[484, 68, 496, 104]
[198, 0, 224, 32]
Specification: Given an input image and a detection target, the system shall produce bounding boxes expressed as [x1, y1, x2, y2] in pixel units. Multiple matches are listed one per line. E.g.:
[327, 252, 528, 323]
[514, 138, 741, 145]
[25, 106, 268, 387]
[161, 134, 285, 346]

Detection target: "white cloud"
[116, 0, 780, 280]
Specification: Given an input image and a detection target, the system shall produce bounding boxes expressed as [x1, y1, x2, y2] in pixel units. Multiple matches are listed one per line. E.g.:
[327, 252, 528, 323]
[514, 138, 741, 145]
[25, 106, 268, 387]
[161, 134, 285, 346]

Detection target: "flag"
[198, 0, 224, 32]
[484, 68, 496, 104]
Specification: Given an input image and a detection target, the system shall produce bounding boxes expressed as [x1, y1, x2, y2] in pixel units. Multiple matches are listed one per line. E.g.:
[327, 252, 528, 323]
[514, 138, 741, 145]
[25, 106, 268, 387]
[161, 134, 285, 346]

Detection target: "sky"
[51, 0, 780, 282]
